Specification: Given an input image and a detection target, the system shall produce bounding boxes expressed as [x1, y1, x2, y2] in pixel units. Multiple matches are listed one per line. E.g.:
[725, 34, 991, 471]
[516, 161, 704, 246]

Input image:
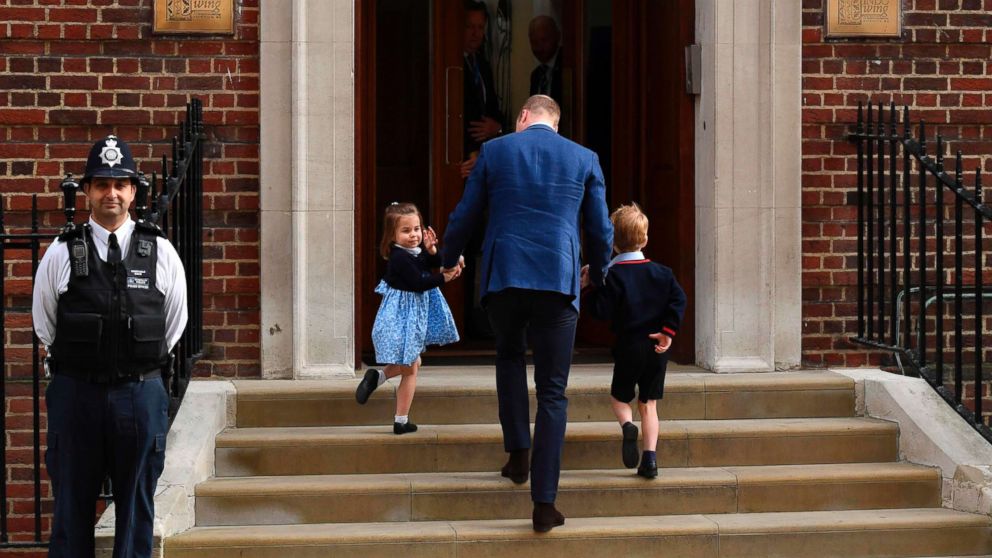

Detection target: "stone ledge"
[830, 368, 992, 518]
[94, 380, 236, 558]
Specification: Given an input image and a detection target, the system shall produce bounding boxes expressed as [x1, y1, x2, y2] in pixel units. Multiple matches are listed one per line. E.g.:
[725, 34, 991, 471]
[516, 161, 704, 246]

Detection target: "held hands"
[648, 332, 672, 354]
[423, 226, 438, 255]
[468, 116, 501, 143]
[579, 265, 590, 289]
[442, 266, 461, 282]
[442, 256, 466, 283]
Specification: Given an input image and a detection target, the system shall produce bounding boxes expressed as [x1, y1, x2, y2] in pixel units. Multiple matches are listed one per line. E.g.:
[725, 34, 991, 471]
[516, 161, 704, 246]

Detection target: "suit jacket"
[442, 124, 613, 310]
[463, 51, 503, 156]
[529, 54, 562, 104]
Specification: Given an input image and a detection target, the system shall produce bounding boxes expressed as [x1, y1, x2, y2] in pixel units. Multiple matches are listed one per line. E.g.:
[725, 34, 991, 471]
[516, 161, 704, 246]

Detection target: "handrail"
[849, 101, 990, 443]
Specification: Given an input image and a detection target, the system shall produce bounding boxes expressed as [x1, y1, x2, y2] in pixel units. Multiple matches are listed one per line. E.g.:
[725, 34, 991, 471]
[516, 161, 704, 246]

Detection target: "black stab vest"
[51, 225, 168, 381]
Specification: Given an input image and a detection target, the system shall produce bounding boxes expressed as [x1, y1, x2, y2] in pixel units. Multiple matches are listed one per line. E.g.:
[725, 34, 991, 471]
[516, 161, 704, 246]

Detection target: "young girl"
[355, 202, 460, 434]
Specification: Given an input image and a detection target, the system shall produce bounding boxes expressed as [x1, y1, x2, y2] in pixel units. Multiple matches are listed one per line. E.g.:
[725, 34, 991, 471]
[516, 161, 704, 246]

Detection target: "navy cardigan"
[383, 245, 445, 293]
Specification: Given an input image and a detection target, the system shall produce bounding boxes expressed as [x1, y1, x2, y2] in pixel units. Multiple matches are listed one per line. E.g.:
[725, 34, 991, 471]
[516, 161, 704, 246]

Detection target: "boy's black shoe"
[621, 422, 639, 468]
[637, 457, 658, 479]
[393, 421, 418, 435]
[532, 502, 565, 533]
[355, 369, 380, 404]
[500, 448, 529, 484]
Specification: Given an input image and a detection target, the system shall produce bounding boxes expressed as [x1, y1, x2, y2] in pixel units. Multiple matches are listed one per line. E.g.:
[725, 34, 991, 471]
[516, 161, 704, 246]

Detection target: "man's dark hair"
[465, 0, 488, 20]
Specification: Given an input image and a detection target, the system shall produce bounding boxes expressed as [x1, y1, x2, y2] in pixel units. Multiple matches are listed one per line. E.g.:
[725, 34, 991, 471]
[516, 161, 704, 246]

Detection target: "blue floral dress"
[372, 246, 459, 365]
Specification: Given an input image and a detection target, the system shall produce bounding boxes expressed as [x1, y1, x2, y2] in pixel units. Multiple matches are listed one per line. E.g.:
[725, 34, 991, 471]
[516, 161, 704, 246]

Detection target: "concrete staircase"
[164, 367, 992, 557]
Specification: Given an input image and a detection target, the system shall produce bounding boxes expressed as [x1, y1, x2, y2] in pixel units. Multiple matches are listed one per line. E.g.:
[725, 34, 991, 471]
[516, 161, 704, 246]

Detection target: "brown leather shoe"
[532, 502, 565, 533]
[500, 448, 529, 484]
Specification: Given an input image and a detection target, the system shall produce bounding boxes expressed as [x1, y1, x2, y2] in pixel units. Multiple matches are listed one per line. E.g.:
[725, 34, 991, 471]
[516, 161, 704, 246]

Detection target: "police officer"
[32, 135, 187, 558]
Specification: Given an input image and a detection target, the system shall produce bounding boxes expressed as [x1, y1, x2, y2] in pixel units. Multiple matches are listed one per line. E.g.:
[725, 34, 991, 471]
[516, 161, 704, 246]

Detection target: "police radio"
[70, 237, 89, 277]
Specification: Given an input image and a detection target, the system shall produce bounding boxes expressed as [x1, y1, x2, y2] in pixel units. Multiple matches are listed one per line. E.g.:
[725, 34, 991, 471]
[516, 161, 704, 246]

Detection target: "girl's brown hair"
[611, 202, 649, 253]
[379, 202, 423, 260]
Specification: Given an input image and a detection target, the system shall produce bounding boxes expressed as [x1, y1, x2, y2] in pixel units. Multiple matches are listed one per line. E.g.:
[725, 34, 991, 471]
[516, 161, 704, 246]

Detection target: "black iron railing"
[850, 101, 992, 442]
[0, 98, 205, 548]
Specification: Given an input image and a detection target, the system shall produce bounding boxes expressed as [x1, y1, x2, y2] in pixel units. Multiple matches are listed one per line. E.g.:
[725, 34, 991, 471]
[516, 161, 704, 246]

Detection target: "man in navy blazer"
[442, 95, 613, 532]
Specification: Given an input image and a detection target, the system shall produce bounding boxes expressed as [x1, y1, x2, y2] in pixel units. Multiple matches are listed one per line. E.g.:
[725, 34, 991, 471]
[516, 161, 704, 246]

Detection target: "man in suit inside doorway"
[460, 0, 504, 336]
[463, 0, 503, 161]
[442, 95, 613, 532]
[528, 15, 562, 104]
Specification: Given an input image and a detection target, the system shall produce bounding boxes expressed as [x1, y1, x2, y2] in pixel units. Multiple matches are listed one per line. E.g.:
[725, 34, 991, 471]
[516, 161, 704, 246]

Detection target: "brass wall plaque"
[825, 0, 902, 38]
[153, 0, 235, 35]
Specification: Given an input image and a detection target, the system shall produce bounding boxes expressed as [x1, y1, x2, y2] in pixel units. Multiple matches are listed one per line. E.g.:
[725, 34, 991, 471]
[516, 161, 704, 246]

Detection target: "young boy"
[581, 203, 687, 478]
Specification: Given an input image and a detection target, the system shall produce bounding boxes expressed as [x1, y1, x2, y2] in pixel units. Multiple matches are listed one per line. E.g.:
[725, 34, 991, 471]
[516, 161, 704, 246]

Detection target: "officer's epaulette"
[135, 219, 167, 238]
[57, 222, 89, 242]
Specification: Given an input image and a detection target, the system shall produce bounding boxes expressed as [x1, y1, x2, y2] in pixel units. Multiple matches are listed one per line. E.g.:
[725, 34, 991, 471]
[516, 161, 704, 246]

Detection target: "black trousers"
[486, 288, 578, 503]
[45, 373, 169, 558]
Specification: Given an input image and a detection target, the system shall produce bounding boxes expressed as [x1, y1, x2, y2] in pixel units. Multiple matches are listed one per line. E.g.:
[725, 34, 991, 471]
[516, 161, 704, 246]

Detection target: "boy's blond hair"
[611, 203, 648, 253]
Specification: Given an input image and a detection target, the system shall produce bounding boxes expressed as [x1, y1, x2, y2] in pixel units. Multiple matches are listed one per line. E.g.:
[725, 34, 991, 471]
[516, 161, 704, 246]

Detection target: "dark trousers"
[486, 288, 578, 504]
[461, 215, 488, 335]
[45, 373, 169, 558]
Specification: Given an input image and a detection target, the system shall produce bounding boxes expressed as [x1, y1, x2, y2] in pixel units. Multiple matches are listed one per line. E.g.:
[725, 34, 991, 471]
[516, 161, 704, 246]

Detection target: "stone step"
[165, 508, 992, 558]
[195, 462, 939, 526]
[233, 369, 855, 427]
[214, 417, 897, 477]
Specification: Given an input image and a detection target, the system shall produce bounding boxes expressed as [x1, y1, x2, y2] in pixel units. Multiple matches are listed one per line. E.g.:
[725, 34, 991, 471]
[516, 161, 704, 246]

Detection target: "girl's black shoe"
[394, 421, 418, 435]
[355, 369, 380, 404]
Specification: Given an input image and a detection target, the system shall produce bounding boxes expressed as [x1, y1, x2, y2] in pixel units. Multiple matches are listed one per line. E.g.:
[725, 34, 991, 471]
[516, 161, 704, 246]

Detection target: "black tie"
[107, 232, 121, 265]
[470, 54, 486, 104]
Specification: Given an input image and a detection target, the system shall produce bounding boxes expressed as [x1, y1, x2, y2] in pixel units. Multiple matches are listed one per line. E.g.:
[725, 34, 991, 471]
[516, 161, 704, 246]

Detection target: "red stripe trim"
[662, 327, 677, 337]
[615, 259, 651, 265]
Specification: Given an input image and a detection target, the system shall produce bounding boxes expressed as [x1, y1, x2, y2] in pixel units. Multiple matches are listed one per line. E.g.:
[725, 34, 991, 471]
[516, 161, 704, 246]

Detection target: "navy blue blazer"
[442, 123, 613, 310]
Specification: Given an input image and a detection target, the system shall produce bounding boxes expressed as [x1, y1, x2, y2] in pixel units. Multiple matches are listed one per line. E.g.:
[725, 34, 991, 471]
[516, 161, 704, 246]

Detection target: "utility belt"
[46, 357, 167, 385]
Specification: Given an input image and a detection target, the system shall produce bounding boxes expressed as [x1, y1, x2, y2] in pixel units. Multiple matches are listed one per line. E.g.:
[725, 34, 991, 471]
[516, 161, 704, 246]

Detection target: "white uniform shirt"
[31, 217, 188, 352]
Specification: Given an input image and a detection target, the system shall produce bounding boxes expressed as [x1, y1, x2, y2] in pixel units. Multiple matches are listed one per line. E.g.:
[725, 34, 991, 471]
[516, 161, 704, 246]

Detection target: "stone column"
[260, 0, 355, 379]
[695, 0, 802, 372]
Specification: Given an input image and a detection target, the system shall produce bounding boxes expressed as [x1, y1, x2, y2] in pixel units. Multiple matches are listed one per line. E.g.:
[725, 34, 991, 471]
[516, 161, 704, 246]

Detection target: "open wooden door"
[611, 0, 695, 363]
[357, 0, 433, 364]
[429, 2, 469, 342]
[357, 0, 695, 364]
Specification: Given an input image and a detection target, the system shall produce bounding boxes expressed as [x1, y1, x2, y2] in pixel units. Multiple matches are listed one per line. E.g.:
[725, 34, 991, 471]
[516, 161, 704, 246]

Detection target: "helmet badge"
[99, 136, 123, 168]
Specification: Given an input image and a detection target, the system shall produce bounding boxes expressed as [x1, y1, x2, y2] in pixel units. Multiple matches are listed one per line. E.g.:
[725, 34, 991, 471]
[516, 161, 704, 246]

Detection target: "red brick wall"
[0, 0, 260, 547]
[801, 0, 992, 368]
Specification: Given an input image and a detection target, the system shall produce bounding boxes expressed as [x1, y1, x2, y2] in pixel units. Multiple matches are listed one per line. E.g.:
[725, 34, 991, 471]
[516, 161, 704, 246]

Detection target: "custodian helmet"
[82, 135, 138, 183]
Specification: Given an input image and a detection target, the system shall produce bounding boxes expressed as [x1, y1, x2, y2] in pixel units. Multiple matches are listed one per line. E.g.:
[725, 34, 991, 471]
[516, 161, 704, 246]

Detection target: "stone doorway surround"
[257, 0, 802, 378]
[694, 0, 802, 372]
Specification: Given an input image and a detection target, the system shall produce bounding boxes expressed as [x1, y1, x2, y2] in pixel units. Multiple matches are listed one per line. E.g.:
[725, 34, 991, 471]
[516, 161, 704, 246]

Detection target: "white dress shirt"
[608, 250, 645, 268]
[32, 217, 188, 351]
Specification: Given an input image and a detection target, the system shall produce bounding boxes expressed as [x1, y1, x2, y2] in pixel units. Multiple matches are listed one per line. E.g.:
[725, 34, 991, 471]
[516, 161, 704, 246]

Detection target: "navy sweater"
[383, 245, 445, 293]
[585, 259, 687, 340]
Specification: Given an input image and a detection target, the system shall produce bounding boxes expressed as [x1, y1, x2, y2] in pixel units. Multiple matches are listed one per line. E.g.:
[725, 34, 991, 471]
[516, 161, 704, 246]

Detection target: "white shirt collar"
[87, 217, 135, 261]
[395, 243, 422, 256]
[609, 251, 644, 267]
[526, 123, 555, 131]
[88, 216, 134, 243]
[540, 49, 559, 71]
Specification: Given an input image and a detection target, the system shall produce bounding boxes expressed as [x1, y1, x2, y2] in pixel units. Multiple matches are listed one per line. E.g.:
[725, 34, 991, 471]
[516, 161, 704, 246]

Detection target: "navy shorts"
[611, 335, 669, 404]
